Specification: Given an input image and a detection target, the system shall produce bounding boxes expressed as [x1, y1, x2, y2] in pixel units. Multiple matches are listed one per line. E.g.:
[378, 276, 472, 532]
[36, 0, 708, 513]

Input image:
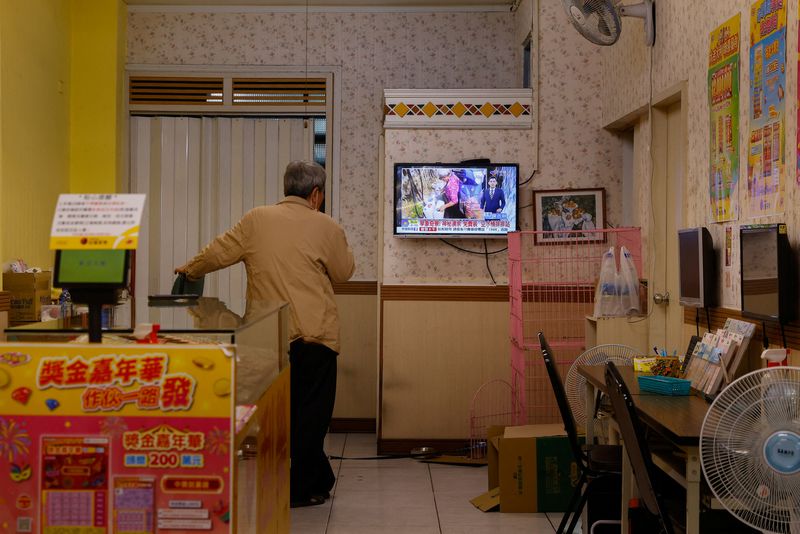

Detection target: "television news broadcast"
[394, 163, 518, 237]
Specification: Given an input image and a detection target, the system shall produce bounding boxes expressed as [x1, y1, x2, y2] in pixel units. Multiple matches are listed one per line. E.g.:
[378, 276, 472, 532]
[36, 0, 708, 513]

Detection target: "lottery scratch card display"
[0, 344, 234, 534]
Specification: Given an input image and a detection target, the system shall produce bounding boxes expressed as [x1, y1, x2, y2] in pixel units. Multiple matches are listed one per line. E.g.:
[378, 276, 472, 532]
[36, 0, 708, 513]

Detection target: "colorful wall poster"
[709, 14, 741, 223]
[747, 0, 787, 216]
[0, 344, 234, 534]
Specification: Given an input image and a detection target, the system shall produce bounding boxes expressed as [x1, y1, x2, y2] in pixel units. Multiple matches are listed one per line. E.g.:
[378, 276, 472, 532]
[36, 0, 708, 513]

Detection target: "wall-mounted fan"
[701, 367, 800, 533]
[561, 0, 655, 47]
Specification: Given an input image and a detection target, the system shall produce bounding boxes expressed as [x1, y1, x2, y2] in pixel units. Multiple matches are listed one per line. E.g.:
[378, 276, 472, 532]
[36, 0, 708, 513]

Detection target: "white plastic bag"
[618, 245, 640, 315]
[593, 247, 619, 317]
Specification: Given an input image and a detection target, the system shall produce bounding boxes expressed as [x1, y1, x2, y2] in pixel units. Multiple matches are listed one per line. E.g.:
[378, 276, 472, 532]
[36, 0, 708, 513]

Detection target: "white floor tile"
[429, 464, 488, 496]
[335, 465, 433, 493]
[325, 432, 347, 455]
[289, 434, 572, 533]
[341, 432, 379, 456]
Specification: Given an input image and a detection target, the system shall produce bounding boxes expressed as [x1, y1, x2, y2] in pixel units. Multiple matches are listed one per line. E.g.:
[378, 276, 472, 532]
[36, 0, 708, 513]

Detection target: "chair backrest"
[538, 332, 586, 466]
[604, 361, 674, 534]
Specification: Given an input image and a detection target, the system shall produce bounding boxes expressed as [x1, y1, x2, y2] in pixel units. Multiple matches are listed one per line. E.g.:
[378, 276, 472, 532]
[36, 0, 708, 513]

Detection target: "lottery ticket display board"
[0, 344, 234, 534]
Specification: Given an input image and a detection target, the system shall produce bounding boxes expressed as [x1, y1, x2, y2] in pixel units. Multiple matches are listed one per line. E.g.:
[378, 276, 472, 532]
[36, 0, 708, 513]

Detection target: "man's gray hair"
[284, 160, 326, 198]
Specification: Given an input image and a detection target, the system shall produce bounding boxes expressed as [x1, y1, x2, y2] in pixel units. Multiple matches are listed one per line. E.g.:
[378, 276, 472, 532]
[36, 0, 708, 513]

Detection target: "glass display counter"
[1, 298, 290, 533]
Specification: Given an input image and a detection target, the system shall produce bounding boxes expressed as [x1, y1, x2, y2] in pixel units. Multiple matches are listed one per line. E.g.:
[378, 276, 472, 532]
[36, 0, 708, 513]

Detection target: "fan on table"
[564, 344, 639, 431]
[561, 0, 655, 47]
[701, 367, 800, 533]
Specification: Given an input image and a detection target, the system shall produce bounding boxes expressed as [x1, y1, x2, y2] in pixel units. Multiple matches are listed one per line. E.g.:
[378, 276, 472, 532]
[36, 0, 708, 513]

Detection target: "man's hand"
[174, 265, 189, 275]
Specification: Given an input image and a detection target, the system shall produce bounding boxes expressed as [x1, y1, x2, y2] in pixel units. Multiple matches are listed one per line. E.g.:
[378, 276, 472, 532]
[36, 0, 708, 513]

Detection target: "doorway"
[649, 86, 687, 352]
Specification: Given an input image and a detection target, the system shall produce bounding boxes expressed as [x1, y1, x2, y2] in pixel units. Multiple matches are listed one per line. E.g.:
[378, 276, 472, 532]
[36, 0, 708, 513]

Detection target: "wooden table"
[577, 365, 710, 534]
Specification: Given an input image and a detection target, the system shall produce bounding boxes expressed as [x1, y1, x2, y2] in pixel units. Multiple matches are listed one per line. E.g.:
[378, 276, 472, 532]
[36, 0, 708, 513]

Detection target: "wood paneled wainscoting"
[379, 284, 511, 454]
[331, 281, 378, 433]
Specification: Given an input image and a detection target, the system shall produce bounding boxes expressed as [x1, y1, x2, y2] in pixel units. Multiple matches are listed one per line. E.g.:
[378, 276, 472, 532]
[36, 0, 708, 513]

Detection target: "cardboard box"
[3, 272, 51, 323]
[478, 424, 582, 513]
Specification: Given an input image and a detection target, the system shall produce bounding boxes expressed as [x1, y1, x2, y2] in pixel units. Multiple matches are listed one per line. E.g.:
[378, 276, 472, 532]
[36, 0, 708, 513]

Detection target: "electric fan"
[561, 0, 655, 47]
[564, 344, 638, 428]
[701, 367, 800, 533]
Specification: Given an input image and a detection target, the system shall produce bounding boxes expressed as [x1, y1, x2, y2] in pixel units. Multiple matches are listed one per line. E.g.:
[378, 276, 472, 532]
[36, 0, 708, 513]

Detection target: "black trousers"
[289, 339, 338, 500]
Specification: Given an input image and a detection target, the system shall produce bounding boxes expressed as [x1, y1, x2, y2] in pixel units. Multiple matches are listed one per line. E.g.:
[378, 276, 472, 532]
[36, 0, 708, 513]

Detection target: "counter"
[1, 297, 290, 533]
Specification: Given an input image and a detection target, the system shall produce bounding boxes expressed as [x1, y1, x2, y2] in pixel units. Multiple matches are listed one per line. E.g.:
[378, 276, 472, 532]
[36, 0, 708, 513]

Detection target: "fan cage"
[700, 367, 800, 534]
[561, 0, 622, 46]
[564, 344, 639, 428]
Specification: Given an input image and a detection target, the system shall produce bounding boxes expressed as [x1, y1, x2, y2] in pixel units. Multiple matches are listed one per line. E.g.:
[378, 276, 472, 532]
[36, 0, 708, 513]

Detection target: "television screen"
[740, 224, 793, 321]
[677, 227, 715, 308]
[393, 163, 518, 237]
[54, 250, 128, 286]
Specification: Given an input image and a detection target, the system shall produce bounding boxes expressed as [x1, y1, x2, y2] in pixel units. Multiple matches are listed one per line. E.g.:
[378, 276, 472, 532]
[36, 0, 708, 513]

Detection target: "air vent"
[129, 76, 224, 105]
[232, 78, 326, 106]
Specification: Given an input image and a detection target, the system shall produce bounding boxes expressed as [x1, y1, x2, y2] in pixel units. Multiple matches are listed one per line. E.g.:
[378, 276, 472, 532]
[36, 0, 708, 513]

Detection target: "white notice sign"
[50, 194, 146, 250]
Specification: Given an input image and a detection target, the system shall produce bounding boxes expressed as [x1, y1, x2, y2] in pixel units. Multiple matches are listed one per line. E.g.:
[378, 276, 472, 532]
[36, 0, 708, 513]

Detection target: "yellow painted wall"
[0, 0, 71, 270]
[70, 0, 126, 194]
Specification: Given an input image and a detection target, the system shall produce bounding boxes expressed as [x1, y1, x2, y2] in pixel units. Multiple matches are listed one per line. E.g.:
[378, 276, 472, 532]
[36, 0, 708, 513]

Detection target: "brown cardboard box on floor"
[472, 423, 581, 513]
[3, 271, 51, 323]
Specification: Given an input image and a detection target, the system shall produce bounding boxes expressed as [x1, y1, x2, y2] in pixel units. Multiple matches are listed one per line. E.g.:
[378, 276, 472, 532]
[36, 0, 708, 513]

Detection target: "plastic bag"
[618, 245, 640, 315]
[593, 247, 619, 317]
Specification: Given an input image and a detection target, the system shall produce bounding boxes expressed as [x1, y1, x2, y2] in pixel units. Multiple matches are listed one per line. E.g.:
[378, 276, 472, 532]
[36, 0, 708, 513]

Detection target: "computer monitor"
[677, 227, 716, 308]
[53, 250, 129, 288]
[740, 224, 795, 322]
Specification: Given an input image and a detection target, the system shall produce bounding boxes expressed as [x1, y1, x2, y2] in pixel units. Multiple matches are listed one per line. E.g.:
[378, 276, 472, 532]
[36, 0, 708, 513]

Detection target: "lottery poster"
[747, 0, 787, 216]
[0, 344, 234, 534]
[708, 14, 741, 222]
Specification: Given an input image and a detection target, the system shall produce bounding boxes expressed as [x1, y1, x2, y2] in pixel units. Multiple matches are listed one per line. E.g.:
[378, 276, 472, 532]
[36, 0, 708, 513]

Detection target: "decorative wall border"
[332, 281, 378, 295]
[383, 89, 534, 129]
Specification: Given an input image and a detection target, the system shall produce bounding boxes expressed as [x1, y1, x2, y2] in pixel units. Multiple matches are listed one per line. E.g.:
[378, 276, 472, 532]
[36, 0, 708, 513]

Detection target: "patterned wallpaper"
[383, 128, 536, 284]
[128, 5, 619, 284]
[128, 10, 519, 280]
[601, 0, 800, 309]
[537, 0, 622, 225]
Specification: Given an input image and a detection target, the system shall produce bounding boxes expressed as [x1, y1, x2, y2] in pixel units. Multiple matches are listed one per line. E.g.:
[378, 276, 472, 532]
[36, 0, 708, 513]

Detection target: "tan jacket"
[183, 196, 355, 353]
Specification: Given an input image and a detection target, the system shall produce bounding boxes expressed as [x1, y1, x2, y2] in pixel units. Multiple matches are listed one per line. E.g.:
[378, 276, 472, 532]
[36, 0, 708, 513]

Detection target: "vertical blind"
[130, 116, 313, 323]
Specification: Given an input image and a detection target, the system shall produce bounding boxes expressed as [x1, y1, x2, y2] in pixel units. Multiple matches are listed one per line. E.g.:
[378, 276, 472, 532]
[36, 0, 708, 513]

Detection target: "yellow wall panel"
[0, 0, 71, 271]
[70, 0, 126, 194]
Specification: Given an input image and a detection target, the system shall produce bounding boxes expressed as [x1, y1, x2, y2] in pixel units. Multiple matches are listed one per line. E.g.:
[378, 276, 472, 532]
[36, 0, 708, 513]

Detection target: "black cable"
[762, 321, 769, 350]
[695, 308, 700, 337]
[519, 203, 532, 209]
[519, 169, 536, 186]
[439, 238, 507, 255]
[484, 239, 496, 285]
[705, 307, 711, 333]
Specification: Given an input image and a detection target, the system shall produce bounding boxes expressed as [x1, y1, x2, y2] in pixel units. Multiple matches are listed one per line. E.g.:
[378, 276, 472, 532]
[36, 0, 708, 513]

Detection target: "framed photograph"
[533, 188, 606, 244]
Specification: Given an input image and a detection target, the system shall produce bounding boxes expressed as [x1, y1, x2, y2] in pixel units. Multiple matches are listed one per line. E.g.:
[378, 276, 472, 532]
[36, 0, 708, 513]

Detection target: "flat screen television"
[393, 163, 518, 237]
[740, 224, 795, 322]
[677, 227, 716, 308]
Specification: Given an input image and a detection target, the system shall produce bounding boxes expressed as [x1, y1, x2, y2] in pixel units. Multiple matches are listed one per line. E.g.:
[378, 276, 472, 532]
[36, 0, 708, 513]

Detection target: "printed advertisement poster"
[747, 0, 786, 216]
[708, 14, 741, 223]
[0, 344, 234, 534]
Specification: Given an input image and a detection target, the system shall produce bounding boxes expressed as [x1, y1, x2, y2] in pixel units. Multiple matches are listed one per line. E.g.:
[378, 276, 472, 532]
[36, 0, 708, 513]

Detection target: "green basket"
[637, 375, 691, 396]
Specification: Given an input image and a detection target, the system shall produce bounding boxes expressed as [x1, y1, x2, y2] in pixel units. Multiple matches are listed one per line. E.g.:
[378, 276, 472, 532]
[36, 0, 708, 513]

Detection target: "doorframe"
[650, 81, 688, 349]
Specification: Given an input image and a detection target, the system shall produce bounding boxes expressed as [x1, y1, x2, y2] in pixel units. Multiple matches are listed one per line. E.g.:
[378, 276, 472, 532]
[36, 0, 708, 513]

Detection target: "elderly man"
[177, 160, 355, 507]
